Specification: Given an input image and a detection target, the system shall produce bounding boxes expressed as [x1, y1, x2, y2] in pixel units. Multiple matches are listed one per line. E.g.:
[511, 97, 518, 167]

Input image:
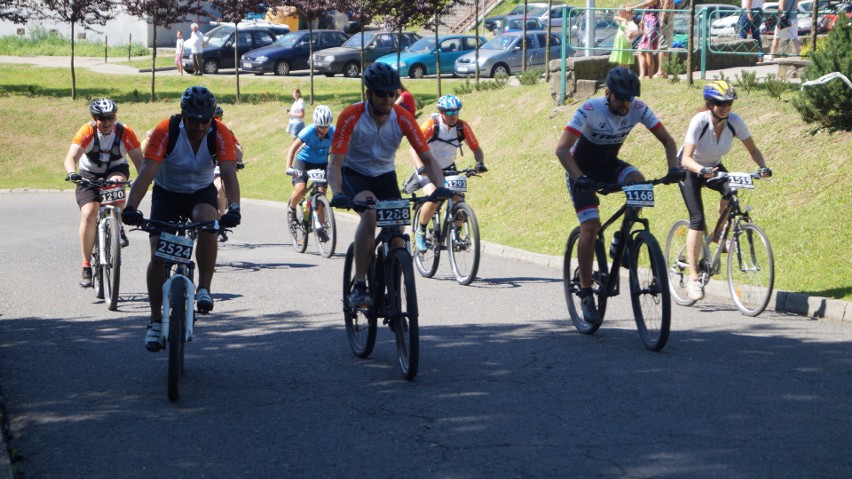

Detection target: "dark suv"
[183, 22, 291, 75]
[312, 31, 421, 77]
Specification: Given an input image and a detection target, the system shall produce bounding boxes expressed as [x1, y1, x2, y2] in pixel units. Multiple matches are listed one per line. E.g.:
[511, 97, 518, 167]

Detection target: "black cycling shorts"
[565, 158, 637, 223]
[679, 163, 731, 231]
[75, 164, 131, 208]
[341, 167, 401, 201]
[149, 183, 218, 237]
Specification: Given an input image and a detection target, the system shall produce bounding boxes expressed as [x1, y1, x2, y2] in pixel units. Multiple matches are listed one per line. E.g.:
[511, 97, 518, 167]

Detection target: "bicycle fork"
[96, 207, 116, 266]
[162, 273, 195, 343]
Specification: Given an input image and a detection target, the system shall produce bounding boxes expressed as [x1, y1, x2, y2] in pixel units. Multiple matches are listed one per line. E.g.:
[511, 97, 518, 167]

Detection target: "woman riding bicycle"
[286, 105, 335, 241]
[678, 80, 772, 301]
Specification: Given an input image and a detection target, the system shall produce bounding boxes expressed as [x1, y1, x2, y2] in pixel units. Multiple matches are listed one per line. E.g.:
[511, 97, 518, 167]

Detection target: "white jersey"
[683, 111, 751, 167]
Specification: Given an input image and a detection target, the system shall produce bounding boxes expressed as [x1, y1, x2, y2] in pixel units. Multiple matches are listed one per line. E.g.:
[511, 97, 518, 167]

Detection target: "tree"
[284, 0, 338, 104]
[405, 0, 457, 97]
[40, 0, 117, 99]
[0, 0, 32, 24]
[123, 0, 201, 101]
[208, 0, 271, 104]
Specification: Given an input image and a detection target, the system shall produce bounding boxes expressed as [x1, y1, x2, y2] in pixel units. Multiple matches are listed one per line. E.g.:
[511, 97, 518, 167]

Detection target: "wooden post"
[104, 35, 108, 63]
[128, 34, 132, 62]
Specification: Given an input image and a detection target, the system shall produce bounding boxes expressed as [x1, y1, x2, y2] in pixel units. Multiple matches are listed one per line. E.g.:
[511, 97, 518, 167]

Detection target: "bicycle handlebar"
[706, 170, 763, 186]
[589, 176, 671, 195]
[446, 167, 482, 179]
[135, 218, 221, 234]
[68, 177, 132, 188]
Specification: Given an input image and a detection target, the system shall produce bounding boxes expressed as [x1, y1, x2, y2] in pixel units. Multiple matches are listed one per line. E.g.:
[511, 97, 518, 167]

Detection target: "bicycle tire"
[665, 220, 697, 307]
[390, 248, 419, 380]
[103, 215, 121, 311]
[167, 279, 187, 402]
[313, 194, 337, 258]
[411, 203, 441, 278]
[343, 243, 377, 358]
[447, 202, 480, 286]
[727, 222, 774, 317]
[92, 226, 105, 300]
[288, 200, 309, 253]
[563, 227, 608, 334]
[629, 231, 671, 351]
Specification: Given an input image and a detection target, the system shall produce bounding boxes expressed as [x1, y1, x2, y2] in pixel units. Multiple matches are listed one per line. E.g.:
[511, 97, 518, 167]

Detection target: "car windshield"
[205, 27, 234, 47]
[482, 34, 518, 50]
[342, 32, 377, 48]
[405, 37, 436, 54]
[272, 33, 302, 48]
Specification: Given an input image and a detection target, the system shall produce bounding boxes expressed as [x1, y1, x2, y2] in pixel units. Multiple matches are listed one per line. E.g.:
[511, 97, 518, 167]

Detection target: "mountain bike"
[563, 177, 673, 351]
[69, 177, 131, 311]
[665, 171, 774, 316]
[287, 168, 336, 258]
[410, 168, 481, 285]
[340, 197, 420, 380]
[138, 218, 220, 402]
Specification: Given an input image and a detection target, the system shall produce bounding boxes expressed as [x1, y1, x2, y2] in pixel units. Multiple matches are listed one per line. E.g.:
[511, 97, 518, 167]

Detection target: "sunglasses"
[370, 90, 397, 99]
[184, 116, 212, 125]
[96, 115, 116, 122]
[442, 109, 459, 116]
[612, 92, 635, 102]
[712, 100, 734, 107]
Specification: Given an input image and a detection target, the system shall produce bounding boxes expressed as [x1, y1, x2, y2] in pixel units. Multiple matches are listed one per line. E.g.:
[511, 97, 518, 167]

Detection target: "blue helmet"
[703, 80, 738, 102]
[436, 95, 462, 112]
[180, 86, 217, 122]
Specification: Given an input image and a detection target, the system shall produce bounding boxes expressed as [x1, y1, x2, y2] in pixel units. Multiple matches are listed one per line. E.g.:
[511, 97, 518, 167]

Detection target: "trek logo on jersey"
[590, 131, 630, 141]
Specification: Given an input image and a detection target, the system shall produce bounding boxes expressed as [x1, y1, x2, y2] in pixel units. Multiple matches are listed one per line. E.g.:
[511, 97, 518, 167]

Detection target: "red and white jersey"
[72, 122, 141, 173]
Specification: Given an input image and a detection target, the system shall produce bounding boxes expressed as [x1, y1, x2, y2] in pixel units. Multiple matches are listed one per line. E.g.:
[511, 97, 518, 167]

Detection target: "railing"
[448, 0, 502, 34]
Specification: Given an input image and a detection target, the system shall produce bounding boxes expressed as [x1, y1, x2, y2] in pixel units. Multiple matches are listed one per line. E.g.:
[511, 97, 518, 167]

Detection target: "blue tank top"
[296, 124, 334, 165]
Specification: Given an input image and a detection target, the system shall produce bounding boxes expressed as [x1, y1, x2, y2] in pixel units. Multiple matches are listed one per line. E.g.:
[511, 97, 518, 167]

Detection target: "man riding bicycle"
[327, 63, 450, 308]
[64, 98, 143, 288]
[555, 67, 683, 325]
[408, 94, 487, 253]
[121, 86, 242, 352]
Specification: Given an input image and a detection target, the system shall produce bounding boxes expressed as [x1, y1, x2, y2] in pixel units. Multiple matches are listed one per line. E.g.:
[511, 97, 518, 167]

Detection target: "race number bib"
[306, 169, 327, 184]
[154, 232, 194, 264]
[99, 185, 126, 205]
[727, 172, 755, 190]
[444, 175, 468, 193]
[623, 184, 655, 207]
[375, 199, 411, 227]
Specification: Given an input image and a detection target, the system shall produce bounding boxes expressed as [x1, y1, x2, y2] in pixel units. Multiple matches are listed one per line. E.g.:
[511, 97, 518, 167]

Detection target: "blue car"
[241, 29, 350, 76]
[374, 34, 485, 79]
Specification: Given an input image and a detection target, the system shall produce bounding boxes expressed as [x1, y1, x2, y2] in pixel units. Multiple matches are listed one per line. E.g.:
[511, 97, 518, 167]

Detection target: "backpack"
[165, 114, 218, 164]
[698, 119, 736, 141]
[85, 122, 125, 167]
[428, 113, 466, 155]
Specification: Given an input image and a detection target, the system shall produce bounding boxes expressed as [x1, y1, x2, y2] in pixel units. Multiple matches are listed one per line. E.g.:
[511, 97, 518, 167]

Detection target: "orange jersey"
[72, 122, 141, 173]
[420, 115, 480, 169]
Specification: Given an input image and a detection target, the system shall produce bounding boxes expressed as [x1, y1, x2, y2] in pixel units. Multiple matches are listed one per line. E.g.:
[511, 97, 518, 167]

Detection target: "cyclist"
[64, 98, 143, 288]
[408, 94, 487, 252]
[678, 80, 772, 301]
[285, 105, 335, 242]
[555, 66, 683, 325]
[211, 105, 245, 243]
[327, 62, 450, 308]
[121, 86, 242, 352]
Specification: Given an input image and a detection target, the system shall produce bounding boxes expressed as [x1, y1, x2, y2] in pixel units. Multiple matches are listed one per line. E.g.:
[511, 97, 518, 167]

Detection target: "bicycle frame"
[702, 191, 748, 277]
[597, 204, 650, 297]
[95, 205, 119, 266]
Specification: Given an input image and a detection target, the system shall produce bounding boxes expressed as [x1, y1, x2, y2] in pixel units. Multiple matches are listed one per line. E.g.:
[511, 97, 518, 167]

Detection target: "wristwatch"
[229, 202, 240, 211]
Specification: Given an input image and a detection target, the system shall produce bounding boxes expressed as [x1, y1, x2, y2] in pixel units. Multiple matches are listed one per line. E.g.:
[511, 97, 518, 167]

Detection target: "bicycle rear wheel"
[313, 195, 337, 258]
[727, 222, 774, 317]
[563, 227, 608, 334]
[411, 203, 441, 278]
[103, 215, 121, 311]
[447, 202, 480, 285]
[167, 279, 187, 402]
[629, 231, 671, 351]
[288, 200, 309, 253]
[665, 220, 697, 307]
[390, 248, 419, 380]
[343, 243, 377, 358]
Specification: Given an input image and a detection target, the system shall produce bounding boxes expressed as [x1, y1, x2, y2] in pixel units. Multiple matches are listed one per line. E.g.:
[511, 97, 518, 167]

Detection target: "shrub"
[735, 69, 759, 95]
[517, 68, 543, 85]
[793, 17, 852, 131]
[763, 73, 790, 99]
[663, 54, 685, 82]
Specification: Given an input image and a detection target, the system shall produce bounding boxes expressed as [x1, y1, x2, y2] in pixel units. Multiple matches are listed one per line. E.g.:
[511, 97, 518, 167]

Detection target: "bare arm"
[417, 150, 445, 188]
[327, 152, 345, 196]
[741, 136, 767, 169]
[63, 144, 85, 174]
[125, 158, 160, 210]
[286, 139, 305, 169]
[555, 129, 583, 179]
[651, 125, 679, 170]
[127, 147, 144, 173]
[219, 160, 241, 206]
[679, 143, 715, 176]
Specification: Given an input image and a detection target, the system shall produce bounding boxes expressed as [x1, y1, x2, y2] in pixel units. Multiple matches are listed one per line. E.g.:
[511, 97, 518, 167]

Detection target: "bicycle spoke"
[630, 232, 671, 351]
[727, 223, 774, 316]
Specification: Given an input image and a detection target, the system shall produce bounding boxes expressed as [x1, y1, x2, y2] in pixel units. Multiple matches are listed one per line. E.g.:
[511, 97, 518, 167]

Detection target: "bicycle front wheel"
[563, 227, 608, 334]
[447, 202, 480, 285]
[92, 228, 105, 300]
[167, 279, 187, 402]
[390, 248, 419, 380]
[629, 231, 671, 351]
[288, 201, 309, 253]
[727, 222, 774, 317]
[665, 220, 697, 307]
[313, 195, 337, 258]
[103, 215, 121, 311]
[343, 243, 377, 358]
[411, 203, 441, 278]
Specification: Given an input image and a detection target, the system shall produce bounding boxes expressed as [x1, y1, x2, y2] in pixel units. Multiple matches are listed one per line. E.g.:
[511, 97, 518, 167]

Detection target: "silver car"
[454, 31, 573, 78]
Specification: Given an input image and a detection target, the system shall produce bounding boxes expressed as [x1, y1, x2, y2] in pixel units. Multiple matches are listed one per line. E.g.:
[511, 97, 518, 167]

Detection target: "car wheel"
[275, 60, 291, 76]
[203, 59, 219, 75]
[343, 61, 361, 78]
[323, 72, 336, 77]
[491, 63, 509, 77]
[409, 64, 426, 79]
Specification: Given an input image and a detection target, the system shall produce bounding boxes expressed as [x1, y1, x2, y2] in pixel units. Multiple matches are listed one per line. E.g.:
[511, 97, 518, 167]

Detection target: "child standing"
[609, 10, 639, 68]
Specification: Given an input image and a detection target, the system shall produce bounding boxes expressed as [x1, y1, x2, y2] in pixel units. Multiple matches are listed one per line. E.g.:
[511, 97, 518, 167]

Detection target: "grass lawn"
[0, 62, 848, 300]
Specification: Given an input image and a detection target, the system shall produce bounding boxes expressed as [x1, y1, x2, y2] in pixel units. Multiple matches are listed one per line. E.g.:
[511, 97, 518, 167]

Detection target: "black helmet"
[363, 62, 402, 92]
[214, 105, 224, 118]
[180, 86, 217, 122]
[89, 98, 118, 115]
[605, 67, 641, 99]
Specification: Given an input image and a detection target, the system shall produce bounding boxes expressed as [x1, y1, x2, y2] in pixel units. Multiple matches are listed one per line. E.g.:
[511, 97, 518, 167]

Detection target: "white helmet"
[313, 105, 333, 127]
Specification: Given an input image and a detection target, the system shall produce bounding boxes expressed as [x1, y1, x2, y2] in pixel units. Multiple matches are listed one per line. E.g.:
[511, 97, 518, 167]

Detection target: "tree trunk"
[235, 22, 241, 104]
[309, 24, 315, 104]
[151, 23, 157, 102]
[70, 22, 76, 100]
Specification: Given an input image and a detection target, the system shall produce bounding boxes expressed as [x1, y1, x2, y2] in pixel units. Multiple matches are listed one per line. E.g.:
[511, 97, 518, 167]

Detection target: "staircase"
[444, 0, 503, 33]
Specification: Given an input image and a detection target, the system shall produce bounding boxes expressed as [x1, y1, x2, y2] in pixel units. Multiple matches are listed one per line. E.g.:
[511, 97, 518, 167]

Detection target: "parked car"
[374, 34, 485, 79]
[312, 31, 421, 77]
[454, 31, 574, 78]
[501, 14, 546, 35]
[569, 11, 623, 50]
[240, 29, 349, 76]
[484, 2, 554, 32]
[183, 22, 290, 74]
[540, 4, 579, 30]
[673, 4, 739, 35]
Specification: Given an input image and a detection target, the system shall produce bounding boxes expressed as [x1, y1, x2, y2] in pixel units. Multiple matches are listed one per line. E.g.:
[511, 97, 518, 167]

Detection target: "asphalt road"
[1, 191, 851, 478]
